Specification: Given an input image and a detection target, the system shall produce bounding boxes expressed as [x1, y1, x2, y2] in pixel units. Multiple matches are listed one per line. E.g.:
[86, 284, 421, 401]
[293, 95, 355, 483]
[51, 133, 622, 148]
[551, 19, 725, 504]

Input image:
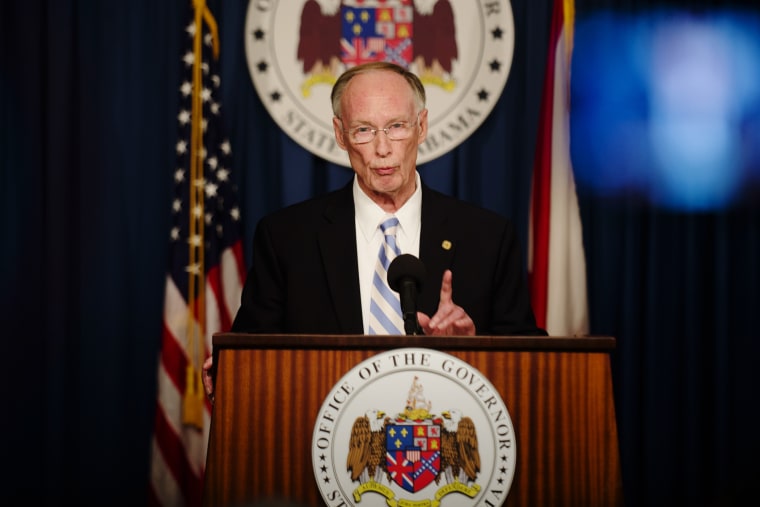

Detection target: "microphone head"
[387, 254, 426, 293]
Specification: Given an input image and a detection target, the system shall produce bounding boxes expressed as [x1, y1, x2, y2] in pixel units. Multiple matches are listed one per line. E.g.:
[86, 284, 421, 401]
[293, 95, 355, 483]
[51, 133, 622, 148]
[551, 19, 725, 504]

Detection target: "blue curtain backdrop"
[1, 0, 758, 506]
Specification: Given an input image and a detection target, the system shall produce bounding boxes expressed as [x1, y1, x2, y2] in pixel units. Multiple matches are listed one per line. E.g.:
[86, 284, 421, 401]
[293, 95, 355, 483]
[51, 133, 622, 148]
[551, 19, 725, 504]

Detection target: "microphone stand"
[403, 314, 423, 335]
[399, 280, 424, 335]
[387, 254, 427, 336]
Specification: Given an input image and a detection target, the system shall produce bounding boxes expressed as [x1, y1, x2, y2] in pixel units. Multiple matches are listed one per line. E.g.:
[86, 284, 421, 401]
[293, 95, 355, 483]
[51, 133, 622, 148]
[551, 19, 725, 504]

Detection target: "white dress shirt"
[353, 172, 422, 333]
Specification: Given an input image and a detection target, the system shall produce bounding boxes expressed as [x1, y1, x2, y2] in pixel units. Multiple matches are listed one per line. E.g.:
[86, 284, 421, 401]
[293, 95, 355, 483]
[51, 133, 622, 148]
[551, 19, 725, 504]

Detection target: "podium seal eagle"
[312, 348, 516, 507]
[245, 0, 515, 167]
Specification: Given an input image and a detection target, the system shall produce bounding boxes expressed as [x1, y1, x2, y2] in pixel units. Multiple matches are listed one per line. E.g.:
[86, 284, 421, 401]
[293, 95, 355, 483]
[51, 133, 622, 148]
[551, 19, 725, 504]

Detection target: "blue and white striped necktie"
[368, 217, 404, 335]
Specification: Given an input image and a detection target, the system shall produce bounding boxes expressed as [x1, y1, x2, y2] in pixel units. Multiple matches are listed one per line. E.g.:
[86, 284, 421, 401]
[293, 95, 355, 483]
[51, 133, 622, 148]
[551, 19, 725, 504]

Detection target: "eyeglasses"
[342, 116, 419, 145]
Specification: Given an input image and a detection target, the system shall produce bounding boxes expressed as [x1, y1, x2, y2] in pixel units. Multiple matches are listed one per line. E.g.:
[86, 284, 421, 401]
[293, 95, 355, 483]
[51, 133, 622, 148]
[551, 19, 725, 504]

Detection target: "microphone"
[387, 254, 426, 335]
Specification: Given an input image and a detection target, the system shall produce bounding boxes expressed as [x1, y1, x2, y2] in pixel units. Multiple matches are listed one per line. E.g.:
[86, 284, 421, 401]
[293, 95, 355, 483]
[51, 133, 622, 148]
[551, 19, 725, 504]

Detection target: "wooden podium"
[203, 334, 623, 507]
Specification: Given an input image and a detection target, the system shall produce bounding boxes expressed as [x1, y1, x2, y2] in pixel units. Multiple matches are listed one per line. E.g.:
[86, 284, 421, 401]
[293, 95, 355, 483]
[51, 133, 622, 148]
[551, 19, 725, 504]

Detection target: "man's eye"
[354, 127, 372, 134]
[388, 123, 405, 130]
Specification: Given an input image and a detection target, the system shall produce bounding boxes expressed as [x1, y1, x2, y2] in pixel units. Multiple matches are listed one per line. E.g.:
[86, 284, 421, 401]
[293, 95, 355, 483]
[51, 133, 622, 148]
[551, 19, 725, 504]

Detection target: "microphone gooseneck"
[387, 254, 426, 335]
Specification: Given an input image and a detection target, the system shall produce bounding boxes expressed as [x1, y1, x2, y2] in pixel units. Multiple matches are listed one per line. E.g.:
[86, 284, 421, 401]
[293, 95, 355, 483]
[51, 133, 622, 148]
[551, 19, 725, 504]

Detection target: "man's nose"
[373, 129, 393, 155]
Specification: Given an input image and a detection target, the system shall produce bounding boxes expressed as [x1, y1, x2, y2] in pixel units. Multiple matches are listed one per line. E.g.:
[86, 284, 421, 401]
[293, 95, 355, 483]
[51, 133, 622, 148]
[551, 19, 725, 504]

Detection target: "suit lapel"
[419, 186, 456, 314]
[318, 184, 364, 333]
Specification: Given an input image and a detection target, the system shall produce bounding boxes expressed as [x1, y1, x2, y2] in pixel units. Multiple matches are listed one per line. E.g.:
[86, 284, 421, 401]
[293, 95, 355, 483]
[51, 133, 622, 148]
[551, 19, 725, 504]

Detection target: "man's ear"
[333, 117, 348, 151]
[417, 108, 429, 146]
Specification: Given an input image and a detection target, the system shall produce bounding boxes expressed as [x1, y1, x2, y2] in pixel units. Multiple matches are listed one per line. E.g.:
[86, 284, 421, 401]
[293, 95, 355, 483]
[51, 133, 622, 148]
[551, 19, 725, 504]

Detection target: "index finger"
[439, 269, 453, 304]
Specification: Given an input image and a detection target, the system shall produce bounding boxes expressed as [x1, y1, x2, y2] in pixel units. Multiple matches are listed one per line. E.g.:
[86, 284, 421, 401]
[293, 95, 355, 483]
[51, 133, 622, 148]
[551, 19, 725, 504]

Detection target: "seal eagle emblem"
[347, 409, 389, 484]
[345, 376, 482, 500]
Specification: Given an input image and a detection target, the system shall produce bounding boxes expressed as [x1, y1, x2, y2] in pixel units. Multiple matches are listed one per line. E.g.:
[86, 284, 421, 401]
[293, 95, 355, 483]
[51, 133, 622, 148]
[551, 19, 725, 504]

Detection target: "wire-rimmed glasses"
[341, 114, 419, 145]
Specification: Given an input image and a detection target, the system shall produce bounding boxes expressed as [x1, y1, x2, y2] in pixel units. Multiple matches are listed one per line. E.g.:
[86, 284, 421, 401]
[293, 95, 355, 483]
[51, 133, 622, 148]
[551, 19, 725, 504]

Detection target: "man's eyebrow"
[348, 116, 411, 126]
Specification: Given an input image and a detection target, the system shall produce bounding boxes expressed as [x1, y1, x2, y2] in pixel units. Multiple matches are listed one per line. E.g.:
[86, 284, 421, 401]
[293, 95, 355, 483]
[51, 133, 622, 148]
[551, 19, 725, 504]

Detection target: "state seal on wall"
[245, 0, 515, 166]
[312, 348, 517, 507]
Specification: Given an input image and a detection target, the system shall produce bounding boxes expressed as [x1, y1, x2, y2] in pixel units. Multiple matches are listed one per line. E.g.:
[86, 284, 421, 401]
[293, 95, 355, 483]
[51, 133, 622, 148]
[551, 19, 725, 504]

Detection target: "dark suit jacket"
[232, 181, 546, 336]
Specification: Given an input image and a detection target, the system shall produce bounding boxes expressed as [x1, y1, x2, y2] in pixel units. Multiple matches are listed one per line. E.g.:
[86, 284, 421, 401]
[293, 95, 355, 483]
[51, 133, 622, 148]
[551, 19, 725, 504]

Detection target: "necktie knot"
[380, 217, 399, 235]
[378, 217, 401, 265]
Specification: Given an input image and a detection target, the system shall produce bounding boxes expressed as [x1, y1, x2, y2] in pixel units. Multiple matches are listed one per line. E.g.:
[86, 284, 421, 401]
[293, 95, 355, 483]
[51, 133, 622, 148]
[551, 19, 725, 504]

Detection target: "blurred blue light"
[571, 9, 760, 210]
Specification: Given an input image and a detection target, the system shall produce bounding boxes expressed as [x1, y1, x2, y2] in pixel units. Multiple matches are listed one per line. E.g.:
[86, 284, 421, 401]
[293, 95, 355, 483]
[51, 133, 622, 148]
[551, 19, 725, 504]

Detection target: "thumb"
[416, 312, 431, 332]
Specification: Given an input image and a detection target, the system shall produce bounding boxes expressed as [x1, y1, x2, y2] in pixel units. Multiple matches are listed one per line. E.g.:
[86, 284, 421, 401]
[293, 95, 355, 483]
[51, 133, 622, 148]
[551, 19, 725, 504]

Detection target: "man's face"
[333, 70, 428, 209]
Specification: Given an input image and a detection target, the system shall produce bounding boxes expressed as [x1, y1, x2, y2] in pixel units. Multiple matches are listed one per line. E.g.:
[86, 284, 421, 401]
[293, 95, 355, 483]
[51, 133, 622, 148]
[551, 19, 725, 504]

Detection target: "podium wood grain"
[203, 334, 622, 507]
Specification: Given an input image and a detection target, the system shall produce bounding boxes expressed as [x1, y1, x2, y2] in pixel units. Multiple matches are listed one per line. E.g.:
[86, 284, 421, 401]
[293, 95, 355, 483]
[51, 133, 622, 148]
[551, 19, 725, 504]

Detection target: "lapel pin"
[441, 240, 452, 251]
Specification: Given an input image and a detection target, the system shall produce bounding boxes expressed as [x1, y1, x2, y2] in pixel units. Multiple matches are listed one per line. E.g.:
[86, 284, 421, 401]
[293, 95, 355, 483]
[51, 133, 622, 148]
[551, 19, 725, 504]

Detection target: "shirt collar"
[354, 172, 422, 243]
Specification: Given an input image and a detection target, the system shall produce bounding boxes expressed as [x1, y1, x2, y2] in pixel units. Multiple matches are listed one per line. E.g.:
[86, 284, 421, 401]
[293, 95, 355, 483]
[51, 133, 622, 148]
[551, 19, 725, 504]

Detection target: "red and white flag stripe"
[149, 243, 244, 507]
[529, 0, 589, 337]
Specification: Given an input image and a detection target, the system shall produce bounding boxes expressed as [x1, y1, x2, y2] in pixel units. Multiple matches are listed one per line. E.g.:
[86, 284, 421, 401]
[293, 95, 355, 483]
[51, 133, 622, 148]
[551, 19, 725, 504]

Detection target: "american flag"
[149, 3, 245, 506]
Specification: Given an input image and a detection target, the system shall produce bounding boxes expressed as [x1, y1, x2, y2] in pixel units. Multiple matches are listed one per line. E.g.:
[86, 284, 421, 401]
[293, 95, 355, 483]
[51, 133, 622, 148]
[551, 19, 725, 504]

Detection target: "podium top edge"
[212, 333, 616, 353]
